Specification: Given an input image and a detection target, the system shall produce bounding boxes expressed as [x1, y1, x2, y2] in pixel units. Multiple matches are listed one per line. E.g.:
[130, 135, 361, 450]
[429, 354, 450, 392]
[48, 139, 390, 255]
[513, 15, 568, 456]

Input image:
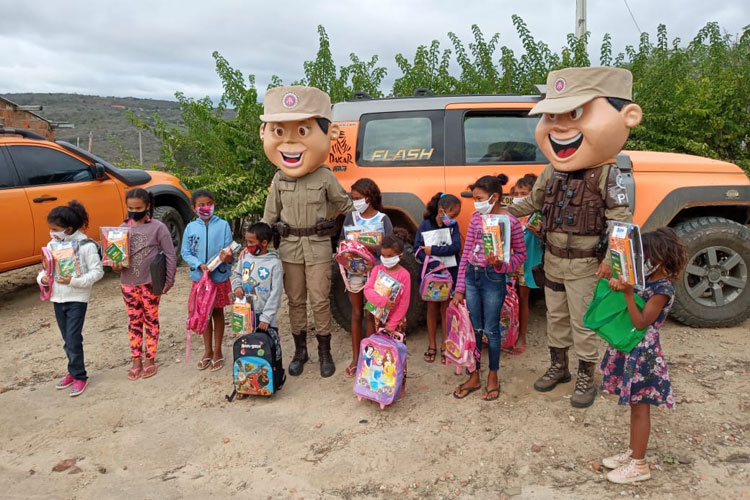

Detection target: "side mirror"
[94, 163, 106, 180]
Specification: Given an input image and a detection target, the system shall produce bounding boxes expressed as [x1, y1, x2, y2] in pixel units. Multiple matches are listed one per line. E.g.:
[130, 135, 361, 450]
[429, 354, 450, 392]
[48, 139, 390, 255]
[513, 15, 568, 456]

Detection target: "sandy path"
[1, 266, 748, 499]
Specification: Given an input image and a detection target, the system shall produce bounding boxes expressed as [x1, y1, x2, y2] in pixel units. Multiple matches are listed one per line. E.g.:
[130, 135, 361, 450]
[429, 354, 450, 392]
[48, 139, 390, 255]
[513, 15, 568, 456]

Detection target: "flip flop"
[210, 358, 224, 372]
[344, 364, 357, 378]
[197, 357, 212, 370]
[453, 383, 481, 399]
[440, 347, 446, 365]
[509, 345, 527, 356]
[127, 367, 142, 381]
[483, 387, 501, 401]
[142, 363, 158, 379]
[423, 347, 437, 363]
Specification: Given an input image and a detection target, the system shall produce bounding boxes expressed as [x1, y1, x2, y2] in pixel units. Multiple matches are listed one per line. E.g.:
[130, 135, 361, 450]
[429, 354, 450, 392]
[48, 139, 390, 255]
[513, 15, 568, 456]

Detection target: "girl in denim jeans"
[452, 174, 526, 401]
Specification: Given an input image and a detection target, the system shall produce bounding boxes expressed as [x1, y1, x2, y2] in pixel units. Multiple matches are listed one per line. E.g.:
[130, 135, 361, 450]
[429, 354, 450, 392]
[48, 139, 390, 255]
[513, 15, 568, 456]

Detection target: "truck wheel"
[672, 217, 750, 328]
[330, 253, 426, 334]
[153, 206, 185, 264]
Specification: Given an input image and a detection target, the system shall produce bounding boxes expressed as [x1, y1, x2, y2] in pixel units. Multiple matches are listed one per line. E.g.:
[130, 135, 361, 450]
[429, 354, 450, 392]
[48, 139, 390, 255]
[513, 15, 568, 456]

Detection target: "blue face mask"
[441, 214, 456, 226]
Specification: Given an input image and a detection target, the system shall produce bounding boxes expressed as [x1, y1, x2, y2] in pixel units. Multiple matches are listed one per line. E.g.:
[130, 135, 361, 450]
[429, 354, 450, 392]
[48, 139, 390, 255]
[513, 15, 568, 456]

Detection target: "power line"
[622, 0, 642, 34]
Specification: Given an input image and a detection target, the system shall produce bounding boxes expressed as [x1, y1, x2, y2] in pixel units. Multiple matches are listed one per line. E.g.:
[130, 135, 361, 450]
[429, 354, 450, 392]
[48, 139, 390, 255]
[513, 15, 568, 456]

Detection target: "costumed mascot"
[261, 86, 354, 378]
[509, 67, 641, 408]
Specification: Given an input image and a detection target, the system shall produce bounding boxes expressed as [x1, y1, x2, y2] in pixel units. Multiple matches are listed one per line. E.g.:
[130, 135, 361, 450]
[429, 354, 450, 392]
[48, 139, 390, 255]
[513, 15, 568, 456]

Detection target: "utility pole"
[76, 136, 80, 148]
[138, 129, 143, 165]
[575, 0, 587, 41]
[87, 130, 93, 152]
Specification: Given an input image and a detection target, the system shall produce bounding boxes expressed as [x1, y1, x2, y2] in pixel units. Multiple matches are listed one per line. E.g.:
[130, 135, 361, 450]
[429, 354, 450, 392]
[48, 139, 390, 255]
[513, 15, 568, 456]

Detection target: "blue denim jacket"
[181, 215, 234, 283]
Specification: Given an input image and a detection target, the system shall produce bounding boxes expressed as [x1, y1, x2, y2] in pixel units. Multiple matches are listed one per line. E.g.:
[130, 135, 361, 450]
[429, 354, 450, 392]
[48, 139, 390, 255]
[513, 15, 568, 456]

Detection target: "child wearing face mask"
[508, 173, 543, 355]
[414, 192, 462, 364]
[363, 234, 411, 336]
[181, 189, 235, 372]
[452, 174, 526, 401]
[338, 178, 393, 378]
[116, 188, 177, 380]
[38, 200, 104, 396]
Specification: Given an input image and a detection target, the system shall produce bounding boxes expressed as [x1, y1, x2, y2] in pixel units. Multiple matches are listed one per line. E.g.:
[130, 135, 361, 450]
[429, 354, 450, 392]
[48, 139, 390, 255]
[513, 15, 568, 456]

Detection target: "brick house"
[0, 96, 57, 140]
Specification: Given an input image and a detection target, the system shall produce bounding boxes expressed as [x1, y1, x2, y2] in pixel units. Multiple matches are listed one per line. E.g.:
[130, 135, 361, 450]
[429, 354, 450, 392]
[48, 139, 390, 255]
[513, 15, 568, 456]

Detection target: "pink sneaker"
[70, 379, 88, 397]
[56, 374, 75, 390]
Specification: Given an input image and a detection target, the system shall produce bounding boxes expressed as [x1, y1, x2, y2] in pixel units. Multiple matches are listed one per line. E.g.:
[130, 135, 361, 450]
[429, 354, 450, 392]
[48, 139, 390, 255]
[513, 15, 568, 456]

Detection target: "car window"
[9, 145, 95, 186]
[358, 111, 443, 166]
[0, 149, 16, 189]
[463, 112, 547, 164]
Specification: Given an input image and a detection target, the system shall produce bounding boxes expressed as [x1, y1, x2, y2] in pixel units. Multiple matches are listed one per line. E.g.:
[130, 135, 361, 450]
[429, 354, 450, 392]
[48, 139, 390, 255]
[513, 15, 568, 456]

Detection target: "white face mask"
[643, 259, 660, 277]
[353, 198, 369, 214]
[474, 196, 496, 215]
[50, 230, 67, 241]
[381, 255, 400, 268]
[512, 196, 526, 204]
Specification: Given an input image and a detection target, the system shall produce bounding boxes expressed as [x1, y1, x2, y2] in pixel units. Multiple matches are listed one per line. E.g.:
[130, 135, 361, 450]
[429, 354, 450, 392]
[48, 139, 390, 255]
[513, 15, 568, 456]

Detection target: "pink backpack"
[185, 270, 217, 362]
[418, 254, 453, 302]
[443, 301, 477, 375]
[39, 246, 54, 301]
[500, 279, 519, 350]
[336, 239, 375, 292]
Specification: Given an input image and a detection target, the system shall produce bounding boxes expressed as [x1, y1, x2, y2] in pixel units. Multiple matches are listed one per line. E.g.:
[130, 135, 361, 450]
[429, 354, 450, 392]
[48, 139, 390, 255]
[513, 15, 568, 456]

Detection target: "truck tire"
[672, 217, 750, 328]
[330, 252, 426, 334]
[153, 206, 185, 264]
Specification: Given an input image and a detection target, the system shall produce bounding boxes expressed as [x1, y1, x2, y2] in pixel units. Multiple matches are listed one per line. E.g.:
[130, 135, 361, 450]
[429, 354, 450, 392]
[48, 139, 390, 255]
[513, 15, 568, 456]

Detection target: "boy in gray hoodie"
[231, 222, 283, 331]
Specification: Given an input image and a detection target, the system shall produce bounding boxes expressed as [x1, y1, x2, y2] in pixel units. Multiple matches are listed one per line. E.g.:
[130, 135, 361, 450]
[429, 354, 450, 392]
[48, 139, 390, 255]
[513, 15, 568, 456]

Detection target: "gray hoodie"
[230, 250, 283, 327]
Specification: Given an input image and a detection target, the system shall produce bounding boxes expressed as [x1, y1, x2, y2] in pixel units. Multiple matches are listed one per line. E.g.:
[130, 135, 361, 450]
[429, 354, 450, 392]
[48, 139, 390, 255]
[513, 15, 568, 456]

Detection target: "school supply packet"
[207, 241, 241, 272]
[609, 222, 645, 289]
[364, 269, 402, 324]
[421, 227, 457, 267]
[232, 297, 254, 335]
[525, 211, 543, 234]
[344, 224, 384, 246]
[52, 241, 82, 279]
[100, 227, 130, 267]
[481, 214, 511, 261]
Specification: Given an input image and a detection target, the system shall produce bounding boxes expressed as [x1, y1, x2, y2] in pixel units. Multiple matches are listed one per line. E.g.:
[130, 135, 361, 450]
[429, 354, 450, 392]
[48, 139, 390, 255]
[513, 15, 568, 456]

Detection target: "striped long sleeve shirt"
[455, 211, 527, 294]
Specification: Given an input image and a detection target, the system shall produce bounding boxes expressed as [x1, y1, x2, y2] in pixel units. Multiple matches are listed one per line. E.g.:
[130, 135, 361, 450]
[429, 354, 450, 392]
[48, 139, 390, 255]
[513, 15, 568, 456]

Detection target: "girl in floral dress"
[600, 227, 687, 484]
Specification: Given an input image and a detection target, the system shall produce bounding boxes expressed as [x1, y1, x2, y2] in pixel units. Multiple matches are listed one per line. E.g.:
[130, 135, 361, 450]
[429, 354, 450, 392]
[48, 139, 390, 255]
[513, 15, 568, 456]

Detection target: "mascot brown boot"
[288, 330, 309, 376]
[571, 360, 597, 408]
[533, 347, 571, 392]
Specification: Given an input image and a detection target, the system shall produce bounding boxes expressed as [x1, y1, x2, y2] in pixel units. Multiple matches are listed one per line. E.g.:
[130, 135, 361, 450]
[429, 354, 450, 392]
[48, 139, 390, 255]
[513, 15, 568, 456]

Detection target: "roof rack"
[352, 91, 373, 101]
[0, 128, 46, 140]
[414, 88, 434, 97]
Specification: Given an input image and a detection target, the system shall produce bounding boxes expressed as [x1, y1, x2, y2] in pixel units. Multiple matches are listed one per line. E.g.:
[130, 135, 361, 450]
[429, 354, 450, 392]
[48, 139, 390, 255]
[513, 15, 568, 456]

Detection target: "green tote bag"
[584, 279, 648, 353]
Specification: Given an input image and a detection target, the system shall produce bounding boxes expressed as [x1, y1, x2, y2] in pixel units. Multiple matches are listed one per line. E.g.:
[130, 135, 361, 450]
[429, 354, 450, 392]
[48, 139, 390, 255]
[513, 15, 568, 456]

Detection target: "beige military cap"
[260, 85, 332, 122]
[529, 67, 633, 115]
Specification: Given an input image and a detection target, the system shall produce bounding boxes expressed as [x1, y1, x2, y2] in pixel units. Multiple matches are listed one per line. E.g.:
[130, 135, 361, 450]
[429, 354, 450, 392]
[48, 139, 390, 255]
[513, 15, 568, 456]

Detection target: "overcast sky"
[1, 0, 747, 100]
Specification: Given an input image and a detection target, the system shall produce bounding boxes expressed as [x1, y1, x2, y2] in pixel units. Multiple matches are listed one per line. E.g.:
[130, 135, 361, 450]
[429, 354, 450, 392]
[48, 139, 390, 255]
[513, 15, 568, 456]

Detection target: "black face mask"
[128, 209, 148, 221]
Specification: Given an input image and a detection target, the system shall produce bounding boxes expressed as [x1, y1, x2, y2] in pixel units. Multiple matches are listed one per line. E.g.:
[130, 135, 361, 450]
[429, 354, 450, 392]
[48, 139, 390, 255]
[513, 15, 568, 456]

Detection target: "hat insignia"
[554, 78, 566, 93]
[282, 92, 299, 109]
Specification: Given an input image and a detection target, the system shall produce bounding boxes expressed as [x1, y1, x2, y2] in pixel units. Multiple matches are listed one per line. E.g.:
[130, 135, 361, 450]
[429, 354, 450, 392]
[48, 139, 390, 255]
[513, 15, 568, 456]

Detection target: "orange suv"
[0, 128, 192, 272]
[328, 91, 750, 329]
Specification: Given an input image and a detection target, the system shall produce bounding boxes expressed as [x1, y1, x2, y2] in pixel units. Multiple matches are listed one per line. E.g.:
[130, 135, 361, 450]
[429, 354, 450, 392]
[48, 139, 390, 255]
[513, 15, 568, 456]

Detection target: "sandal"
[453, 383, 481, 399]
[196, 357, 212, 370]
[236, 393, 248, 400]
[483, 386, 501, 401]
[509, 345, 527, 356]
[423, 347, 437, 363]
[142, 363, 158, 379]
[344, 363, 357, 378]
[127, 366, 142, 381]
[440, 347, 446, 365]
[210, 358, 224, 372]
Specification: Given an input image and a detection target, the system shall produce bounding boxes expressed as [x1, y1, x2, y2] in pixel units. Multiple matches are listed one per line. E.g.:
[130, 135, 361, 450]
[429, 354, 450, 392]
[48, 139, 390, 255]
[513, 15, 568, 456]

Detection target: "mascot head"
[530, 67, 642, 172]
[260, 85, 340, 178]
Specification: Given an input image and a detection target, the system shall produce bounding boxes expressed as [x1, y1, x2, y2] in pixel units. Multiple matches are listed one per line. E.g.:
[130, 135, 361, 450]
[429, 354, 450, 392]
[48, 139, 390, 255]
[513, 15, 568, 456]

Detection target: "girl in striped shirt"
[452, 174, 526, 401]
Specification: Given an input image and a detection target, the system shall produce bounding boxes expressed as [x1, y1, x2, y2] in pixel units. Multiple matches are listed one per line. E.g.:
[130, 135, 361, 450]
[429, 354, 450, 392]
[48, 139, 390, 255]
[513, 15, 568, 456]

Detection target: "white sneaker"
[607, 459, 651, 484]
[602, 448, 632, 469]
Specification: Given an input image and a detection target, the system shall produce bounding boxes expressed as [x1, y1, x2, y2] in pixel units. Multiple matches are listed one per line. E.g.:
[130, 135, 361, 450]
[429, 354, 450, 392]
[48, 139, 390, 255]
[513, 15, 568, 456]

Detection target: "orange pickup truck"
[328, 92, 750, 329]
[0, 128, 192, 272]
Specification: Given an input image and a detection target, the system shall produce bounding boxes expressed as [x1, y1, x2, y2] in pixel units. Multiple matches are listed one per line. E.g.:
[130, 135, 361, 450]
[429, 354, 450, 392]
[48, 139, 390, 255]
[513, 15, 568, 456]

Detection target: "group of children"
[40, 177, 688, 484]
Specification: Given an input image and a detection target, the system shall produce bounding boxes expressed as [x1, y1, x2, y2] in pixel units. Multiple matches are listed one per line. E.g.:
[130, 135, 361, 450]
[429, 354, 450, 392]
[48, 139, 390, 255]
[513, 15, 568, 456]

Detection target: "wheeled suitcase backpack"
[353, 329, 407, 409]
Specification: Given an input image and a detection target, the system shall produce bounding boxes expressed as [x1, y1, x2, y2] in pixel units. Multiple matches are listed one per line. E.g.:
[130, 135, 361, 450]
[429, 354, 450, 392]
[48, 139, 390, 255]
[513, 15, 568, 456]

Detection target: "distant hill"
[2, 93, 184, 167]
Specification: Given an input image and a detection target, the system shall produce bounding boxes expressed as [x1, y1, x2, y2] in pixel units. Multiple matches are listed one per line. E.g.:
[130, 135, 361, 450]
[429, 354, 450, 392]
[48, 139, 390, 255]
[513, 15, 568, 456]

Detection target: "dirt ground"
[1, 266, 748, 500]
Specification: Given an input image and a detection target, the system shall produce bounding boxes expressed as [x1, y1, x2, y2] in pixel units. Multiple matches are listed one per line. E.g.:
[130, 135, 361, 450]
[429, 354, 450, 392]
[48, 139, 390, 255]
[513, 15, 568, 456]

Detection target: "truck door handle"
[33, 196, 57, 203]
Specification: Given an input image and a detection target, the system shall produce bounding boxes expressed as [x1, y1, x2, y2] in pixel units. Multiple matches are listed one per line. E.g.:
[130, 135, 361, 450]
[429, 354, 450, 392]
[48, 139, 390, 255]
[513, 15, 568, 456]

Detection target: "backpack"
[39, 246, 54, 301]
[353, 329, 407, 409]
[443, 301, 477, 375]
[336, 239, 375, 291]
[185, 270, 217, 362]
[584, 278, 648, 353]
[226, 326, 286, 401]
[418, 253, 453, 302]
[500, 279, 519, 350]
